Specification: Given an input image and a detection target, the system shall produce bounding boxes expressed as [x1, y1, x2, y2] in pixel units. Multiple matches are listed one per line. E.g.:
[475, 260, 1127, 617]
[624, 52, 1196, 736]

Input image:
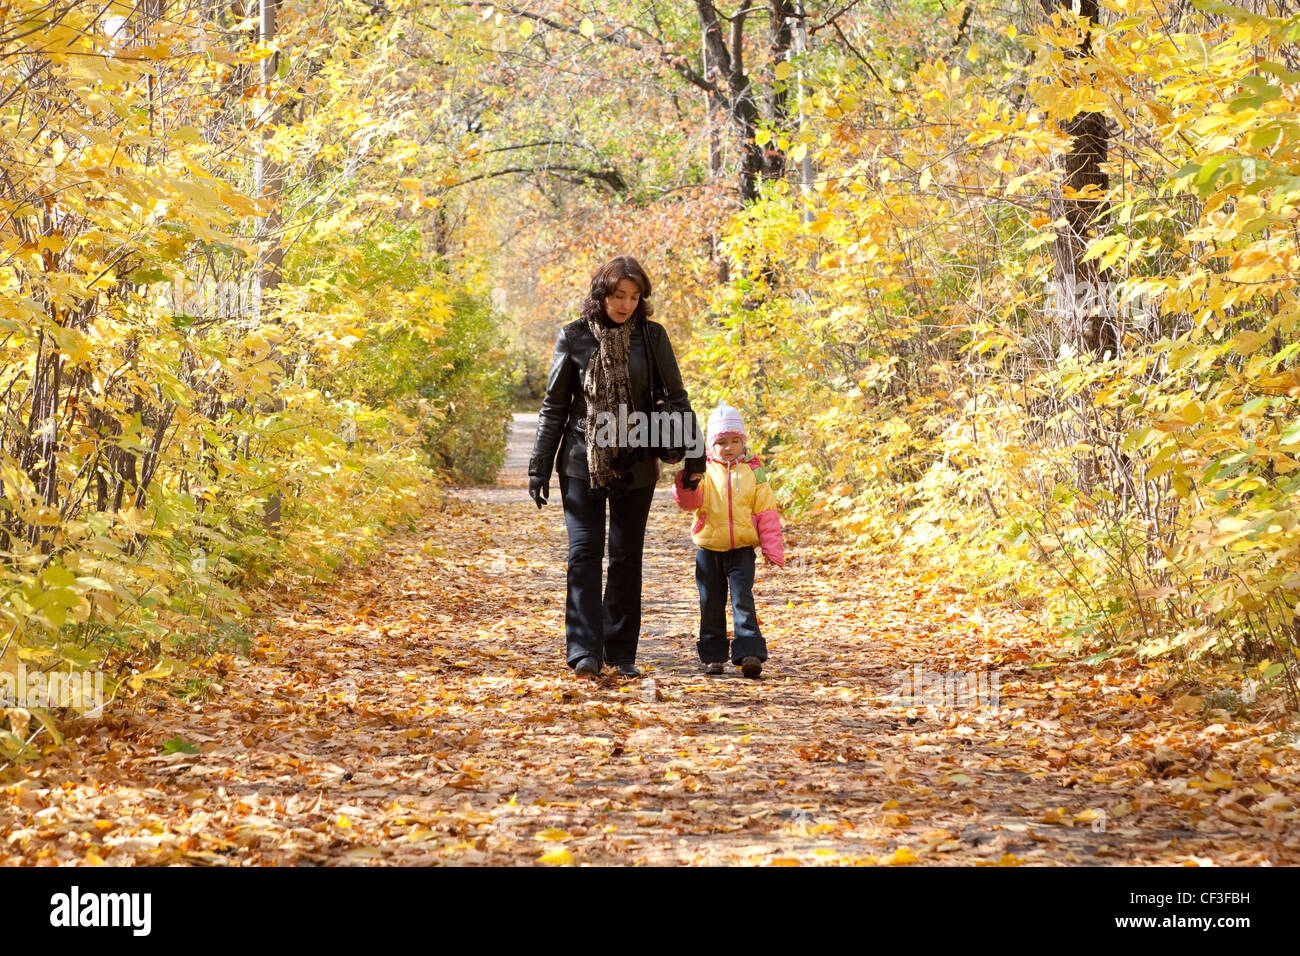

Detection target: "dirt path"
[2, 417, 1297, 865]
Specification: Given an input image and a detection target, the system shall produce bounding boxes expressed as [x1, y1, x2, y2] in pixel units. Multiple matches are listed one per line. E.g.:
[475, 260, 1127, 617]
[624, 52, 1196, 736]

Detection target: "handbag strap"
[640, 321, 689, 464]
[641, 322, 667, 398]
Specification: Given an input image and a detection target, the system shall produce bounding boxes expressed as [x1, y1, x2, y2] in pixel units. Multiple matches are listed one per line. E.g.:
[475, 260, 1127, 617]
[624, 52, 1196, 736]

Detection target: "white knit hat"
[706, 402, 747, 445]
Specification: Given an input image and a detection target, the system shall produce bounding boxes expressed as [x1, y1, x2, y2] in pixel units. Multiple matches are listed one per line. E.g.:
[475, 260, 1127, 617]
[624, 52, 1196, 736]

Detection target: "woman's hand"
[680, 471, 704, 490]
[529, 476, 549, 508]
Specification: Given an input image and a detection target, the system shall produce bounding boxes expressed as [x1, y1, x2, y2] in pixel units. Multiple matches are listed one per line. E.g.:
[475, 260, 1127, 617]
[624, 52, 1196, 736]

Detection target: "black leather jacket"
[529, 317, 706, 489]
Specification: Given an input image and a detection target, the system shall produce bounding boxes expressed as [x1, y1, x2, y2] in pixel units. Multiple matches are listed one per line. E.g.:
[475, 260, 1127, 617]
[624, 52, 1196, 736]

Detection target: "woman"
[528, 255, 706, 679]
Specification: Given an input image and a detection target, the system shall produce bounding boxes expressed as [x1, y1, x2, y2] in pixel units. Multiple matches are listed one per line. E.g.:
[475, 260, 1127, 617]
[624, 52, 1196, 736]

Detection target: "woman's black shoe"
[574, 656, 601, 679]
[613, 662, 641, 679]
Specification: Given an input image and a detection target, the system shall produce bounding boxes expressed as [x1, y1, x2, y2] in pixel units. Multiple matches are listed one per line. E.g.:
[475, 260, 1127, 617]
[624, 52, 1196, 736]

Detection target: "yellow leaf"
[4, 708, 30, 739]
[579, 18, 595, 38]
[1145, 100, 1172, 125]
[884, 846, 918, 865]
[127, 663, 172, 693]
[535, 828, 571, 841]
[538, 848, 573, 865]
[336, 815, 352, 828]
[1081, 234, 1122, 264]
[1206, 770, 1233, 790]
[774, 61, 792, 81]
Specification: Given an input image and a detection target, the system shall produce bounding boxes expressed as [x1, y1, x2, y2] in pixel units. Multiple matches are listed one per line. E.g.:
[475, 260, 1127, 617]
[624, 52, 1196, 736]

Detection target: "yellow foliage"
[681, 0, 1300, 679]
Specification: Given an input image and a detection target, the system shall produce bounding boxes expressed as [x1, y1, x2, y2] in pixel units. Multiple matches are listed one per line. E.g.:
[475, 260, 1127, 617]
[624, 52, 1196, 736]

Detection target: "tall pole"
[254, 0, 286, 531]
[792, 0, 814, 227]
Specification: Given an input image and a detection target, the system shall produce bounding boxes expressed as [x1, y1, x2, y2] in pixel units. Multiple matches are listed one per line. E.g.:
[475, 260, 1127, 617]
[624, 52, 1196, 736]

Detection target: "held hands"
[680, 471, 704, 490]
[529, 476, 549, 508]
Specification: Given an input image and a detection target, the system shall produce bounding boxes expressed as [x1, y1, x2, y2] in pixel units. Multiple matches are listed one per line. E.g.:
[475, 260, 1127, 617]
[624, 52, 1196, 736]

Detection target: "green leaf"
[27, 708, 64, 747]
[129, 266, 168, 284]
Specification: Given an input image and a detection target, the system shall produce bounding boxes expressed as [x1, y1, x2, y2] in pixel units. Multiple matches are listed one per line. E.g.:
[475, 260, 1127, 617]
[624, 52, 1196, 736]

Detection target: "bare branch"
[444, 162, 628, 193]
[457, 1, 720, 96]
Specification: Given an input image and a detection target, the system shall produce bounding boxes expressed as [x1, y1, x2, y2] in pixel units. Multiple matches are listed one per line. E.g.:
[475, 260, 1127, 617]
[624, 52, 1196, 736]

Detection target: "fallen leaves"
[0, 467, 1298, 867]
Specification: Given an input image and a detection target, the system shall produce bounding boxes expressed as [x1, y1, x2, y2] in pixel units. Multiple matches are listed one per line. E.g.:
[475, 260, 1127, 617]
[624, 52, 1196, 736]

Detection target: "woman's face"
[603, 277, 641, 324]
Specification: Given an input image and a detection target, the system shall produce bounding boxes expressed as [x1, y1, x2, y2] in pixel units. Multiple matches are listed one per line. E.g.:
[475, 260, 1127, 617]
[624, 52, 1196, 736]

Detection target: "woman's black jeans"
[695, 546, 767, 665]
[558, 473, 656, 668]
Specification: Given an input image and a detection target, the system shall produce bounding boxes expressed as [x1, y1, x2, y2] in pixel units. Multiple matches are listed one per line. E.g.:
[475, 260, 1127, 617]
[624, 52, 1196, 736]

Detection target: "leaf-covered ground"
[2, 418, 1299, 866]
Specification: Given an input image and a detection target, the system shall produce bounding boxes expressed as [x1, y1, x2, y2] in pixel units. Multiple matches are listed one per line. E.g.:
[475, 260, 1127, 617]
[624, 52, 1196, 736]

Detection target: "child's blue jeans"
[695, 546, 767, 664]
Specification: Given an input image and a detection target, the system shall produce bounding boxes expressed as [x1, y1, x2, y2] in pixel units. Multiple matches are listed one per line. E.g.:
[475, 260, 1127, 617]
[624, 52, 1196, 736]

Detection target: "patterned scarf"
[583, 312, 638, 489]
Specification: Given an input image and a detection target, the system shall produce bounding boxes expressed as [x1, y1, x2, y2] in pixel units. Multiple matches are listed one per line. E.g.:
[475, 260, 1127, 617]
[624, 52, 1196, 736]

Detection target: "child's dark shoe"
[704, 661, 724, 675]
[739, 656, 762, 679]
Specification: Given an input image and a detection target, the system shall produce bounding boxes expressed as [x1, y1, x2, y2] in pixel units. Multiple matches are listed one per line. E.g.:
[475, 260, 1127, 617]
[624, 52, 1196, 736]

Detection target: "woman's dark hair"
[580, 255, 654, 324]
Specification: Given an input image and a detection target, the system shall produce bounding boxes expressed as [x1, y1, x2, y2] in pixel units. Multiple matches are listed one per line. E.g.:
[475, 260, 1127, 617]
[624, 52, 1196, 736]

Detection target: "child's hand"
[761, 550, 784, 569]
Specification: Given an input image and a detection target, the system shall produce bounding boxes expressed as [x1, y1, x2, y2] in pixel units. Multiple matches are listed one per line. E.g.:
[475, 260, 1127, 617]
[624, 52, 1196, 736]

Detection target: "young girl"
[673, 402, 785, 678]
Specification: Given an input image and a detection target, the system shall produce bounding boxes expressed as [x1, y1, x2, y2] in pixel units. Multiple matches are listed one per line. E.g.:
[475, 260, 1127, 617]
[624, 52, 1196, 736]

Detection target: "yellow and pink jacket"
[672, 453, 785, 565]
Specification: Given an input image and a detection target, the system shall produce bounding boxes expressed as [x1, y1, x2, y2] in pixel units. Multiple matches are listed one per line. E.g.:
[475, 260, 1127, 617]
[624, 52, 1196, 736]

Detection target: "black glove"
[529, 476, 549, 508]
[680, 471, 702, 490]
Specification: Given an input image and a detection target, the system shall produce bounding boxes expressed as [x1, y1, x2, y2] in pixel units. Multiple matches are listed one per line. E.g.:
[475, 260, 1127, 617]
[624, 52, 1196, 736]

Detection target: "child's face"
[711, 434, 745, 462]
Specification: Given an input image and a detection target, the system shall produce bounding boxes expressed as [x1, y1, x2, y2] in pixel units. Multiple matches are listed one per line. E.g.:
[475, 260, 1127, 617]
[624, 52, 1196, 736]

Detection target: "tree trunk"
[1043, 0, 1115, 358]
[764, 0, 795, 180]
[694, 0, 762, 204]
